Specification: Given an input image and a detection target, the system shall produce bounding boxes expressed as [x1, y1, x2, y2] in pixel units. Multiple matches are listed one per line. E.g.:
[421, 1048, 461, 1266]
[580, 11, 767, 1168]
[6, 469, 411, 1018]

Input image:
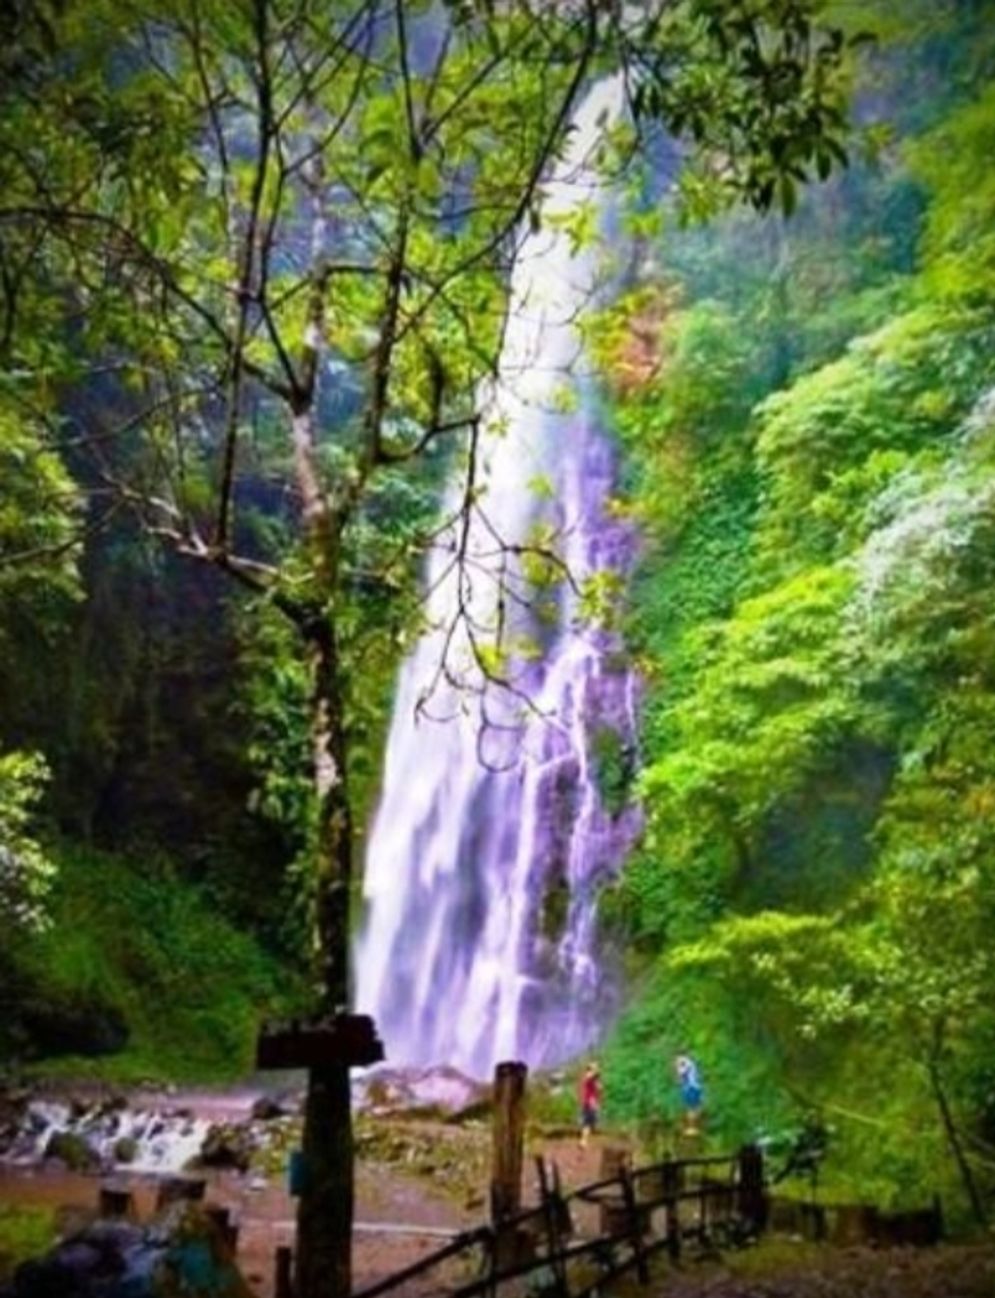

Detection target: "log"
[490, 1061, 528, 1222]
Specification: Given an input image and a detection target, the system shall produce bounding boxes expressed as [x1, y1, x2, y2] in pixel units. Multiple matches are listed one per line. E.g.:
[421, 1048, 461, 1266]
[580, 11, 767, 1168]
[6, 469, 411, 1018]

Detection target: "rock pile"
[0, 1203, 252, 1298]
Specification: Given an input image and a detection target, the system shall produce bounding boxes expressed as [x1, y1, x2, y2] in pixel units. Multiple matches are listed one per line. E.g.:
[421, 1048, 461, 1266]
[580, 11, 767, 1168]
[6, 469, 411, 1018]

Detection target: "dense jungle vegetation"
[601, 0, 995, 1227]
[1, 0, 994, 1236]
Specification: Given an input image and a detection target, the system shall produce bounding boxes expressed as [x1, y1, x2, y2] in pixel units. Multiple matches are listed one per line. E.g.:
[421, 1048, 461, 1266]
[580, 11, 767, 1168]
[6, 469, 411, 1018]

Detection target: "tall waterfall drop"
[356, 78, 641, 1079]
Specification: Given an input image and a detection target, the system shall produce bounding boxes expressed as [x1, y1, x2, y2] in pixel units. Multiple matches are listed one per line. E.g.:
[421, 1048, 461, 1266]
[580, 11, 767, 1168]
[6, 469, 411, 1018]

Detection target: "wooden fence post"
[491, 1061, 528, 1223]
[662, 1159, 682, 1262]
[98, 1183, 135, 1219]
[737, 1144, 767, 1235]
[204, 1204, 238, 1254]
[155, 1176, 206, 1211]
[275, 1245, 294, 1298]
[598, 1145, 630, 1238]
[537, 1163, 568, 1292]
[552, 1163, 573, 1239]
[620, 1165, 649, 1285]
[698, 1174, 710, 1245]
[536, 1156, 570, 1298]
[485, 1225, 499, 1298]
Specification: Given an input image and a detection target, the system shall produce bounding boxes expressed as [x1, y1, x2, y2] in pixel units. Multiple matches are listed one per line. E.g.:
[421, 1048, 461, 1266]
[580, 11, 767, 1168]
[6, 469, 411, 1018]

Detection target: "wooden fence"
[336, 1144, 767, 1298]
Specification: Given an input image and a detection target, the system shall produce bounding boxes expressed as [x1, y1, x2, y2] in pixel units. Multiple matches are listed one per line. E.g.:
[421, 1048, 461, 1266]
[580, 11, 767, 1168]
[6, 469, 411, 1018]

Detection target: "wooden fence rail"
[338, 1144, 767, 1298]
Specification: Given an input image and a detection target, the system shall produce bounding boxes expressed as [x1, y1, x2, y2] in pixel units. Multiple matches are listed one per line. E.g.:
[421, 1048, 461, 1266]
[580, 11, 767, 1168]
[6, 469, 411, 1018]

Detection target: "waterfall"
[356, 77, 641, 1079]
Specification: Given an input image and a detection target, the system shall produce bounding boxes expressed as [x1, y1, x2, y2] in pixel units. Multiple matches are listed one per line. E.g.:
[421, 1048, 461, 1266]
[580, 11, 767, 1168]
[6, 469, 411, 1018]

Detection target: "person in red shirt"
[578, 1062, 602, 1148]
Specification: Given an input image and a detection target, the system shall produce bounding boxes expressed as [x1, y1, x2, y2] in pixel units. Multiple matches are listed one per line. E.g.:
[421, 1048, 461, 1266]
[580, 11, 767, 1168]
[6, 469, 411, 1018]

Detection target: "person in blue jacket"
[674, 1052, 703, 1133]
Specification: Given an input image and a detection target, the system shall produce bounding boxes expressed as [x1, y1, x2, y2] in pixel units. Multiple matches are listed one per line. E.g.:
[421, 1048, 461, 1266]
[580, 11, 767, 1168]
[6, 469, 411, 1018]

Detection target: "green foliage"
[0, 0, 865, 1075]
[605, 6, 995, 1221]
[5, 843, 301, 1082]
[0, 403, 80, 720]
[0, 1205, 57, 1285]
[0, 752, 56, 931]
[605, 966, 786, 1146]
[754, 302, 995, 572]
[630, 0, 858, 217]
[590, 726, 633, 818]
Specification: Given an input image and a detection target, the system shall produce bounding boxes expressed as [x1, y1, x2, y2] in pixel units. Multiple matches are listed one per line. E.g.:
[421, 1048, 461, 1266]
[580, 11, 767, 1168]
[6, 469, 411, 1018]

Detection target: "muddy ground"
[2, 1097, 992, 1298]
[0, 1100, 618, 1297]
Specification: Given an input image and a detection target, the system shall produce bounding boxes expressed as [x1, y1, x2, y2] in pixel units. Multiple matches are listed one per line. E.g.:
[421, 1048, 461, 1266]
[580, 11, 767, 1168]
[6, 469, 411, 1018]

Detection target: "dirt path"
[0, 1118, 631, 1295]
[636, 1241, 995, 1298]
[5, 1125, 991, 1298]
[0, 1157, 478, 1296]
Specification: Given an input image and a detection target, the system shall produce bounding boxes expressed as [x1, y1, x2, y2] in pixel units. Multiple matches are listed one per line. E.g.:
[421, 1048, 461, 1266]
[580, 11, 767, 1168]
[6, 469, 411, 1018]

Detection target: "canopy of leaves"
[602, 1, 995, 1221]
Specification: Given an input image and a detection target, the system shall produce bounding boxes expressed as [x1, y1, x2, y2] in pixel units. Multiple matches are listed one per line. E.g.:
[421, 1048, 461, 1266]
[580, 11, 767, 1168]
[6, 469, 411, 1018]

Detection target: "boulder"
[42, 1131, 100, 1172]
[249, 1096, 286, 1122]
[113, 1137, 138, 1165]
[4, 1205, 252, 1298]
[197, 1123, 255, 1173]
[357, 1065, 486, 1118]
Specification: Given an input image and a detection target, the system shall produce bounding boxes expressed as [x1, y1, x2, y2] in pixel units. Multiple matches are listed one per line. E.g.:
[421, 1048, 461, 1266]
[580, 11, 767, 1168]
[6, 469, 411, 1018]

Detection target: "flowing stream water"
[356, 78, 641, 1079]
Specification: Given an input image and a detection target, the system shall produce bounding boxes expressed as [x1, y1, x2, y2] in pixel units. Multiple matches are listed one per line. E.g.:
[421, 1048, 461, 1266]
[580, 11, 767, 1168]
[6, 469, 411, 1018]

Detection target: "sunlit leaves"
[0, 751, 56, 931]
[0, 405, 81, 648]
[629, 0, 858, 216]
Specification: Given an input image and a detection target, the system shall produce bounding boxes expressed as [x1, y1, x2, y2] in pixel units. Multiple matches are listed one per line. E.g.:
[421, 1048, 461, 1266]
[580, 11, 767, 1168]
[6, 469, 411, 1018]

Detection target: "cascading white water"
[356, 78, 641, 1078]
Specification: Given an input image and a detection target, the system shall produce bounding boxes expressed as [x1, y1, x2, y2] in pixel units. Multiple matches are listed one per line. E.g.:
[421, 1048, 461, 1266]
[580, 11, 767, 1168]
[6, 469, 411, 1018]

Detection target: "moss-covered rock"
[197, 1123, 255, 1172]
[5, 1205, 253, 1297]
[113, 1136, 138, 1164]
[42, 1130, 99, 1171]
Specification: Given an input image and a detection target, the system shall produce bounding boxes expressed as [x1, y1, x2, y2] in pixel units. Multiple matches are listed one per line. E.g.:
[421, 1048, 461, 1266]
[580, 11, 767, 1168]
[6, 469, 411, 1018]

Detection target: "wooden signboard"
[256, 1013, 384, 1070]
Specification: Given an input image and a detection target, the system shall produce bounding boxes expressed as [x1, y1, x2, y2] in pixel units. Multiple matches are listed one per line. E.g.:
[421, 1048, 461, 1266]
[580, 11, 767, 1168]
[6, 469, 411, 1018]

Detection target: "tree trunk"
[290, 425, 356, 1297]
[297, 1061, 353, 1298]
[928, 1056, 986, 1228]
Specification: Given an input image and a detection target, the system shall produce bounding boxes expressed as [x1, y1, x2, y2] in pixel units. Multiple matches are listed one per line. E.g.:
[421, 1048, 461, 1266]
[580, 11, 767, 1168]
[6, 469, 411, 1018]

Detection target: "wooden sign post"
[257, 1011, 384, 1293]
